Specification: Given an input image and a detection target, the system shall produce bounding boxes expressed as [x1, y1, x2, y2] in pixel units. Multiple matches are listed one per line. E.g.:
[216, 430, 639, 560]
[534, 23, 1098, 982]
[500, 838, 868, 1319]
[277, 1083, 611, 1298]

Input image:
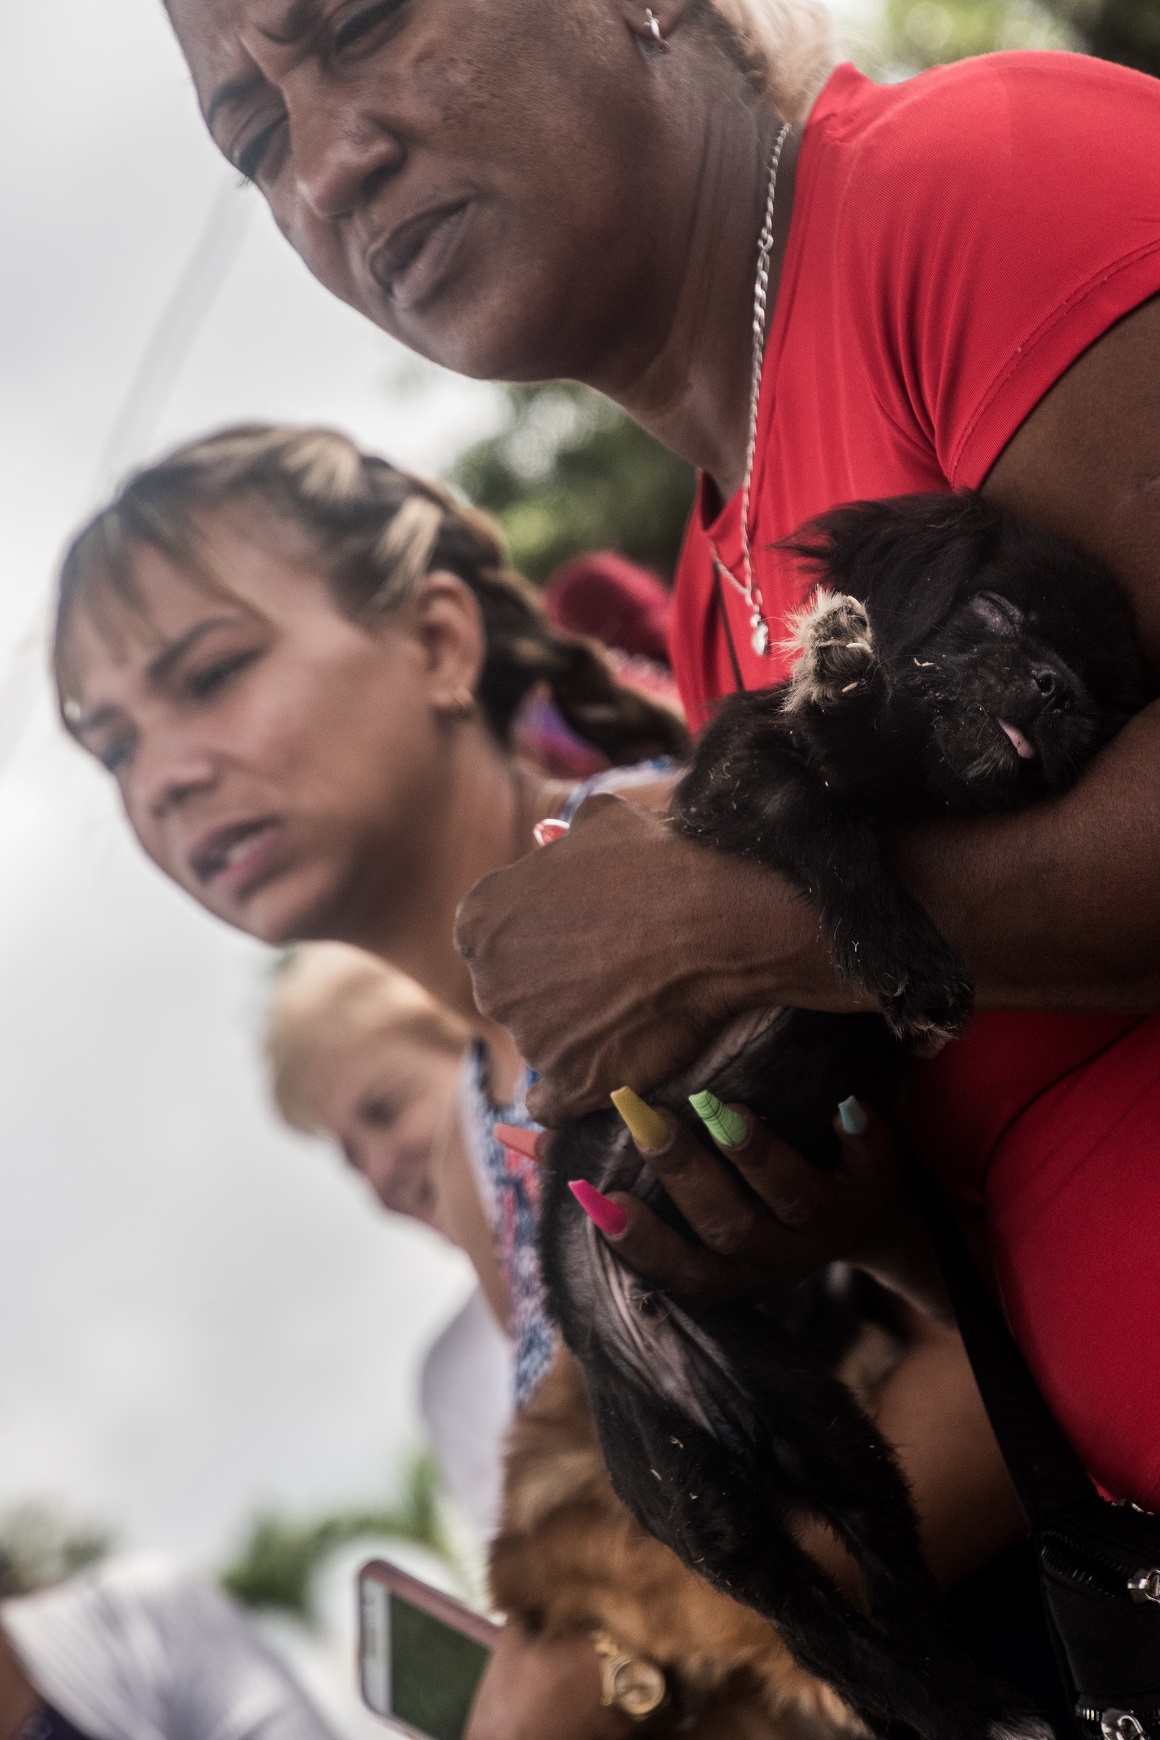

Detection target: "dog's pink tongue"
[999, 720, 1036, 759]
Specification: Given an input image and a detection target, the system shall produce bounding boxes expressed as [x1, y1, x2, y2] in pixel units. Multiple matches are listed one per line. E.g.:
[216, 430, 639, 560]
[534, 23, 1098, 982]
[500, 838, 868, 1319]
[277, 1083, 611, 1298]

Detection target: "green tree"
[882, 0, 1160, 80]
[450, 383, 696, 585]
[220, 1450, 452, 1621]
[0, 1502, 113, 1598]
[1065, 0, 1160, 75]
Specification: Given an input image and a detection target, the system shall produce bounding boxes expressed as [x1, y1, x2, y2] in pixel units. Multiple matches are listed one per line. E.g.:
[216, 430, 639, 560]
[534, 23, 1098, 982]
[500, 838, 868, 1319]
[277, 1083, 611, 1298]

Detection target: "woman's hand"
[585, 1097, 910, 1304]
[455, 792, 850, 1126]
[465, 1622, 635, 1740]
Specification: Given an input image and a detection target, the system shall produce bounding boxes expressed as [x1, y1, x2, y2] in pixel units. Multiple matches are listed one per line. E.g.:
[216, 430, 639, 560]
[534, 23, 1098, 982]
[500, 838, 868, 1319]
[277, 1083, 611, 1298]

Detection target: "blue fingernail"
[838, 1095, 868, 1137]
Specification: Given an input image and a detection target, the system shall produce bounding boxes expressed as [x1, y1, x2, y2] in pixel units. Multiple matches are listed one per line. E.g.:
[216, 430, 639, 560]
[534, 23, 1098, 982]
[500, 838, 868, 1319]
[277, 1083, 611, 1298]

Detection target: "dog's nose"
[1031, 667, 1072, 710]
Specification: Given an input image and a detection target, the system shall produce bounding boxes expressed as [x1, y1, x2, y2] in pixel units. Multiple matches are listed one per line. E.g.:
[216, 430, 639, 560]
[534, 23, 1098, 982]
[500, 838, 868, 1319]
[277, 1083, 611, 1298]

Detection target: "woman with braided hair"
[54, 416, 685, 1386]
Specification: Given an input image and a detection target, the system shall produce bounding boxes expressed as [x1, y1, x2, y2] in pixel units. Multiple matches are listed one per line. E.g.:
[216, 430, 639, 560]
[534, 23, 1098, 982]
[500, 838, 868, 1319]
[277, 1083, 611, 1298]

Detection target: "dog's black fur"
[539, 494, 1149, 1740]
[678, 492, 1146, 1048]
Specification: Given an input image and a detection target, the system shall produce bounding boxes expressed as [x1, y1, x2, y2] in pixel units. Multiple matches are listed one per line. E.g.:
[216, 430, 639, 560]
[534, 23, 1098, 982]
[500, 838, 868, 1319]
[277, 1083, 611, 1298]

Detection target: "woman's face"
[307, 1031, 464, 1228]
[165, 0, 685, 382]
[63, 510, 476, 948]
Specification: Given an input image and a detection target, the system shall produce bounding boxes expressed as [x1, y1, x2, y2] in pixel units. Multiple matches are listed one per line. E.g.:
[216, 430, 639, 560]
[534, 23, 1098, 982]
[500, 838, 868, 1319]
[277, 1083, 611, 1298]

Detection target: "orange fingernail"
[495, 1123, 542, 1162]
[610, 1087, 670, 1152]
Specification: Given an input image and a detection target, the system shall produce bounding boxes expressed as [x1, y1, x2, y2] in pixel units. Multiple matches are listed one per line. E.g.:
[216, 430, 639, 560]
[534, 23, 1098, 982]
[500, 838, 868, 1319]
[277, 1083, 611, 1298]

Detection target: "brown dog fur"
[489, 1348, 867, 1738]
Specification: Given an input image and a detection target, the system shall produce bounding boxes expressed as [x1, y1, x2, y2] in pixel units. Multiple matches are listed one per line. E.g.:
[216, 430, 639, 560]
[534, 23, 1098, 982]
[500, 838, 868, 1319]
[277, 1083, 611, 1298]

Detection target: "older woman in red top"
[168, 0, 1160, 1559]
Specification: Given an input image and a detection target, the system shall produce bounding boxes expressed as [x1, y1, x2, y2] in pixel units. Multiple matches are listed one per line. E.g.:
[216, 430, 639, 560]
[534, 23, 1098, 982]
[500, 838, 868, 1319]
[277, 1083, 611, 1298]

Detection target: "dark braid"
[55, 424, 688, 768]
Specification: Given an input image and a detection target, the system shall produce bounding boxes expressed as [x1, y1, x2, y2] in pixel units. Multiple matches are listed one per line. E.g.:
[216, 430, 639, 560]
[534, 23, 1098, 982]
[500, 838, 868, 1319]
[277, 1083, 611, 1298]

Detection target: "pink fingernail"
[495, 1123, 542, 1162]
[533, 818, 570, 847]
[568, 1179, 628, 1239]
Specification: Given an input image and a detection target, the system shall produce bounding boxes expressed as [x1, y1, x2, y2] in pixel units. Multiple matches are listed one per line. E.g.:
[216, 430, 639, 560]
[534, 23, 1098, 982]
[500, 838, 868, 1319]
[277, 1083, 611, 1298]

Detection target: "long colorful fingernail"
[494, 1123, 542, 1162]
[610, 1087, 670, 1153]
[838, 1095, 869, 1136]
[689, 1090, 748, 1149]
[569, 1179, 629, 1239]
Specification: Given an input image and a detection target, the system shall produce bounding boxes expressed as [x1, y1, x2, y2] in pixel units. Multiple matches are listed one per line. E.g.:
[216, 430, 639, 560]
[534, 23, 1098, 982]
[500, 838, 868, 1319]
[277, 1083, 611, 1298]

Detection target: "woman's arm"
[794, 1315, 1027, 1598]
[457, 298, 1160, 1126]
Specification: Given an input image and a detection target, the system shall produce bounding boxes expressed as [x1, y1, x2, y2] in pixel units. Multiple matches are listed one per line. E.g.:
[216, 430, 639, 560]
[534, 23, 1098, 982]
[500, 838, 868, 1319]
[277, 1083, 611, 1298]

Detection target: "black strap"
[908, 1163, 1096, 1525]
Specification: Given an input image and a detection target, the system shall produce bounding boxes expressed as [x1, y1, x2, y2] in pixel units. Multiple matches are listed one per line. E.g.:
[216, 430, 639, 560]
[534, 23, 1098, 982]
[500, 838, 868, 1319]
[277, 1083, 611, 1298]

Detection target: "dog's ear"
[779, 493, 1007, 658]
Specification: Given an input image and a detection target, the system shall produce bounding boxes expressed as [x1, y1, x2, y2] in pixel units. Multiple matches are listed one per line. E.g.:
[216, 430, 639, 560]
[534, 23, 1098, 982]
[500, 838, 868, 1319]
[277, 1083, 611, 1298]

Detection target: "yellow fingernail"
[611, 1087, 670, 1152]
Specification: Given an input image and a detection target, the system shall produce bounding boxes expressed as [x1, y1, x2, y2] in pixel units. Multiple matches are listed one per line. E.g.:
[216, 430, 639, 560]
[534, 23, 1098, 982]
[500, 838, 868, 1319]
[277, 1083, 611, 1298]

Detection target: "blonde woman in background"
[268, 946, 494, 1295]
[267, 944, 514, 1536]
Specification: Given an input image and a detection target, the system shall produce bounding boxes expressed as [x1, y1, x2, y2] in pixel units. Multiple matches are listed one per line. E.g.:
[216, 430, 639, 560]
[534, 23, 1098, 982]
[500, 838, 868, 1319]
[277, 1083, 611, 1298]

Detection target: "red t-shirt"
[670, 54, 1160, 1504]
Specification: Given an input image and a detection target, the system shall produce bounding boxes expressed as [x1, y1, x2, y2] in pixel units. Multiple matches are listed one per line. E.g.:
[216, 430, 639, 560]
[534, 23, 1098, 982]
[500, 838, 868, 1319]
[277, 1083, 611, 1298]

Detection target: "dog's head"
[908, 586, 1105, 806]
[784, 491, 1149, 813]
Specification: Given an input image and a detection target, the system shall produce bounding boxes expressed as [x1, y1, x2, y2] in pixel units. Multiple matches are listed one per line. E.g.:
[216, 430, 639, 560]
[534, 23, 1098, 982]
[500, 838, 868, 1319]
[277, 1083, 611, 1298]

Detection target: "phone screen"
[360, 1571, 492, 1740]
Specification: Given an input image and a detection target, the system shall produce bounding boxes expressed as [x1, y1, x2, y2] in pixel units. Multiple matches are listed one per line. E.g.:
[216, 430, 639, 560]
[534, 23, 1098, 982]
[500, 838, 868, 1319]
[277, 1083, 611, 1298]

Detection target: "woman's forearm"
[794, 1320, 1025, 1597]
[459, 701, 1160, 1130]
[892, 700, 1160, 1011]
[874, 1321, 1026, 1589]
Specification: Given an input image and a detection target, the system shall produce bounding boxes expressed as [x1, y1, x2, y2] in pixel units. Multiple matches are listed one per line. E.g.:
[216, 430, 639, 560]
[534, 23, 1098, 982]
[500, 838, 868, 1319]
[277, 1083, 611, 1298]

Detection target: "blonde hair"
[267, 944, 471, 1134]
[54, 424, 688, 767]
[702, 0, 837, 121]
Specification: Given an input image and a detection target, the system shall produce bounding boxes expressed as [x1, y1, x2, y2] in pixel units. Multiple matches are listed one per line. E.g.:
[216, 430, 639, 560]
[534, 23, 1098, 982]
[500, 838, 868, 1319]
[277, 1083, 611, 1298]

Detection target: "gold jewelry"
[591, 1630, 668, 1720]
[438, 686, 475, 718]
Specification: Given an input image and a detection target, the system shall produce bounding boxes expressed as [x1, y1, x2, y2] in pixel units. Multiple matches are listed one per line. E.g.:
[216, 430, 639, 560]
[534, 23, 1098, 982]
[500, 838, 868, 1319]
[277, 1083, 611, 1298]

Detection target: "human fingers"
[683, 1090, 901, 1272]
[494, 1123, 545, 1163]
[460, 793, 838, 1126]
[819, 1098, 906, 1246]
[605, 1092, 782, 1264]
[456, 800, 693, 1125]
[687, 1091, 827, 1231]
[567, 1182, 743, 1302]
[607, 1088, 823, 1291]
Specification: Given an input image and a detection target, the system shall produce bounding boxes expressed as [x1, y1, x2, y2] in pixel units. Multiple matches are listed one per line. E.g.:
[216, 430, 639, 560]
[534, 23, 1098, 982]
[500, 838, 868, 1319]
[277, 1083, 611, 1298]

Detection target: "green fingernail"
[689, 1090, 748, 1149]
[838, 1095, 869, 1136]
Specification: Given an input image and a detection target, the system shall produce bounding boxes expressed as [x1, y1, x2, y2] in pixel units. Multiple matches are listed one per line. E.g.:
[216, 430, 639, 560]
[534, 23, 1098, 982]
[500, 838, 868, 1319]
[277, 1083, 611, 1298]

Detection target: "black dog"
[677, 492, 1145, 1049]
[539, 494, 1148, 1740]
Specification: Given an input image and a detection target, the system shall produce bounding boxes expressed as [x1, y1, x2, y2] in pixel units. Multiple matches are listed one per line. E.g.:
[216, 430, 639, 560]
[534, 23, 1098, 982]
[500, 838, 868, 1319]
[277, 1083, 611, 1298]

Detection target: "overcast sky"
[0, 0, 506, 1581]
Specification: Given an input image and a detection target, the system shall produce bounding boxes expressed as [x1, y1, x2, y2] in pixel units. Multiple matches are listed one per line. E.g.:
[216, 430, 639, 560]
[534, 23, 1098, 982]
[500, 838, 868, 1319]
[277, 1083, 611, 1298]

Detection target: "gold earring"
[591, 1631, 668, 1720]
[442, 687, 474, 718]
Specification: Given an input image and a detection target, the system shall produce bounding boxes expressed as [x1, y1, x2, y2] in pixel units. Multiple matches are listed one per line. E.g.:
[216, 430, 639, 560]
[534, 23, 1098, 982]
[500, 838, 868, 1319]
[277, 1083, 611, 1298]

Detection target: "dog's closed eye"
[970, 590, 1023, 634]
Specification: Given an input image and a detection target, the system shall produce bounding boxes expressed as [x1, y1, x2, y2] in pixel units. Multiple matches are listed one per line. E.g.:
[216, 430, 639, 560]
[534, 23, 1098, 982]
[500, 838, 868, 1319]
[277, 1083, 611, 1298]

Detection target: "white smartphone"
[357, 1559, 501, 1740]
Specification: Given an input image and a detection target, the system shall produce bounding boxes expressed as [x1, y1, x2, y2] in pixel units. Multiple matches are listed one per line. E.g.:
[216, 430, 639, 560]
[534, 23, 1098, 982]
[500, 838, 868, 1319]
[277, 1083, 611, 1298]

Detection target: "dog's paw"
[832, 917, 975, 1050]
[881, 981, 974, 1053]
[783, 590, 876, 713]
